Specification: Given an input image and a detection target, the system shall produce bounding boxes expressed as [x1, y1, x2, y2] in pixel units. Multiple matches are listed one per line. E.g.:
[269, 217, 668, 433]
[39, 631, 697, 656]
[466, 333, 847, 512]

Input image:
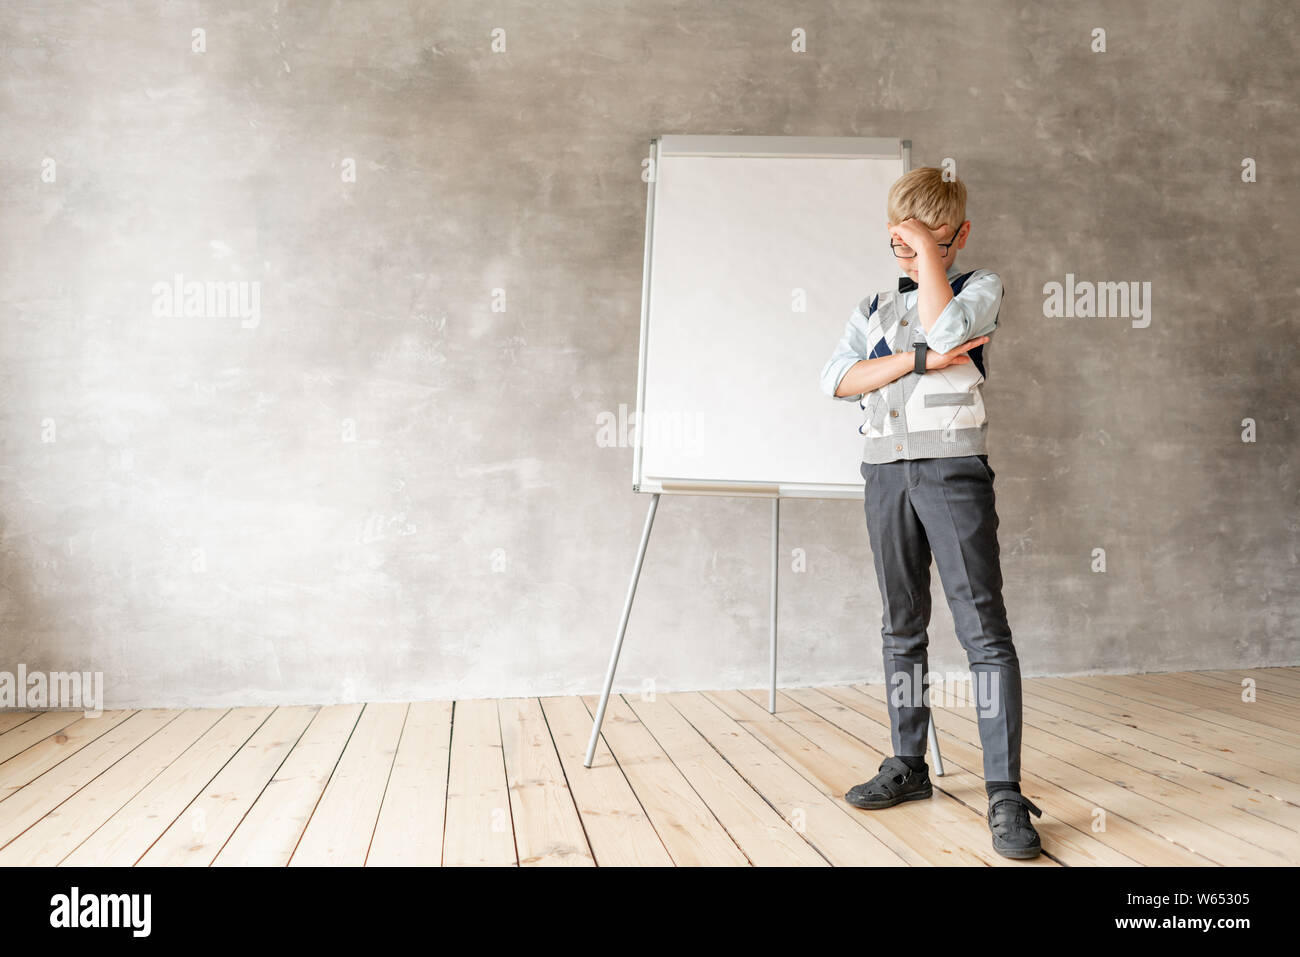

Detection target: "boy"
[818, 167, 1042, 859]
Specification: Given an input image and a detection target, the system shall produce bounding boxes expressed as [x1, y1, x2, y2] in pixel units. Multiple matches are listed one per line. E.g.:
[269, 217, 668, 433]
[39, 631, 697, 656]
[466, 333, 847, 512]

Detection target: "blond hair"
[887, 167, 967, 230]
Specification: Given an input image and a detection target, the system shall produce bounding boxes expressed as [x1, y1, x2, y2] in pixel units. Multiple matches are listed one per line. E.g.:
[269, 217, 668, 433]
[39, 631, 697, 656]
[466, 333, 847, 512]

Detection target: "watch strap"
[913, 342, 928, 375]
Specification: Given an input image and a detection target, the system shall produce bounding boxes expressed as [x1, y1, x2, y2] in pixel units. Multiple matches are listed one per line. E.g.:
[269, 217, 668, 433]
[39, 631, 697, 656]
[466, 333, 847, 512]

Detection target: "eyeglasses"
[890, 223, 965, 259]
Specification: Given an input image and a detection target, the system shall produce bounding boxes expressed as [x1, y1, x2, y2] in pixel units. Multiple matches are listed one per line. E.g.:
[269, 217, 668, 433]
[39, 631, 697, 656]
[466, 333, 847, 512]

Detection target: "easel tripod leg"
[927, 713, 944, 777]
[583, 493, 660, 768]
[769, 497, 779, 714]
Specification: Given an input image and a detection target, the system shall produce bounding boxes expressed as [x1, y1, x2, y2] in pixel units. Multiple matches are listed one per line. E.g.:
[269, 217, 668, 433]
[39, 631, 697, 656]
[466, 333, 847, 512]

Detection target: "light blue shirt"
[820, 262, 1004, 401]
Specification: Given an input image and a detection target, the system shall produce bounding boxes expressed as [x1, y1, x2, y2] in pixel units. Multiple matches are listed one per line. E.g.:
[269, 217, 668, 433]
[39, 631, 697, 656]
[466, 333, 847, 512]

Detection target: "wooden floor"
[0, 668, 1297, 866]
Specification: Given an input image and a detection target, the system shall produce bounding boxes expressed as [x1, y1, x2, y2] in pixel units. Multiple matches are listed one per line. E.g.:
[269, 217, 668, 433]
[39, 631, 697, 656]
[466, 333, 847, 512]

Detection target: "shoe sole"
[992, 842, 1042, 860]
[844, 785, 933, 810]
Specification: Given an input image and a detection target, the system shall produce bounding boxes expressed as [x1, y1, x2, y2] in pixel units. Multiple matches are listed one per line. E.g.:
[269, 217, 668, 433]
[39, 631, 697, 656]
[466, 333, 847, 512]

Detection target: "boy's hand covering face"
[888, 218, 960, 258]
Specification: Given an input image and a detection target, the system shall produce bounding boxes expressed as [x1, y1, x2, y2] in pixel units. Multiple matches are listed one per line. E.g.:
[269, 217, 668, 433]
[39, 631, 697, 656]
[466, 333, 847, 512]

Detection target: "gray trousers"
[860, 454, 1023, 782]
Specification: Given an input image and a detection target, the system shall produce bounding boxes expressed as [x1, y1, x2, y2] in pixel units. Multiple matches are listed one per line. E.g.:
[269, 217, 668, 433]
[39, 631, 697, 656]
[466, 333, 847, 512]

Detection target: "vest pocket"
[923, 392, 976, 407]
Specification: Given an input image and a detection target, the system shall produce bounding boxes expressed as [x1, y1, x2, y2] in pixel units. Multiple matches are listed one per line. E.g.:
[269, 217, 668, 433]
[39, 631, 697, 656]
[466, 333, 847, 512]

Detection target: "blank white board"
[633, 135, 908, 499]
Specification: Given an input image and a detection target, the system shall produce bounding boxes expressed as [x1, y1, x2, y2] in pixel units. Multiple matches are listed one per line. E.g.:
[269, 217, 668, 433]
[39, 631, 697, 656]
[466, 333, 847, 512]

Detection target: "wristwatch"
[913, 341, 928, 375]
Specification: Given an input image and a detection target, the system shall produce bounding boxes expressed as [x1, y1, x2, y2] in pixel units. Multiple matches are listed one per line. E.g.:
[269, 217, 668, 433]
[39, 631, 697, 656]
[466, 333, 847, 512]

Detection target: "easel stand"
[582, 493, 945, 775]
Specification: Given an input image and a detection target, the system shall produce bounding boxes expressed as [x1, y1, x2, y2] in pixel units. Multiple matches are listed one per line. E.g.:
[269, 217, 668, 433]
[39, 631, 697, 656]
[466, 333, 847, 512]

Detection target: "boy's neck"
[902, 261, 966, 286]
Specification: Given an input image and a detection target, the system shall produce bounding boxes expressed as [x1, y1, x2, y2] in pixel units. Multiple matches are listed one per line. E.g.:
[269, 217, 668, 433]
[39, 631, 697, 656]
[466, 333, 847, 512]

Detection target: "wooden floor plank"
[789, 686, 1144, 866]
[0, 711, 180, 848]
[497, 698, 593, 867]
[1199, 670, 1300, 699]
[0, 711, 134, 801]
[137, 706, 318, 866]
[0, 711, 87, 765]
[441, 698, 517, 866]
[1020, 685, 1300, 831]
[664, 691, 910, 866]
[1025, 680, 1300, 798]
[367, 700, 453, 866]
[60, 707, 276, 866]
[290, 702, 406, 867]
[1144, 673, 1300, 731]
[625, 693, 828, 867]
[1038, 677, 1300, 775]
[0, 713, 41, 736]
[213, 704, 361, 866]
[1166, 669, 1300, 703]
[540, 694, 672, 866]
[580, 693, 748, 866]
[1078, 675, 1300, 747]
[0, 709, 226, 865]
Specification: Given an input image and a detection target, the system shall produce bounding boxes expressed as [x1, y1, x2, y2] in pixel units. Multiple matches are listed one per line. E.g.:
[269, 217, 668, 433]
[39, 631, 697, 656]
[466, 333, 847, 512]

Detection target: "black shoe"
[987, 790, 1043, 859]
[844, 756, 933, 809]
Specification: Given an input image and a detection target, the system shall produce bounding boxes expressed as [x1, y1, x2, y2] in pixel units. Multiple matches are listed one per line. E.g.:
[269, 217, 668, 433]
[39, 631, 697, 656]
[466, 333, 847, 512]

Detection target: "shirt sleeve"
[922, 270, 1004, 354]
[819, 300, 875, 402]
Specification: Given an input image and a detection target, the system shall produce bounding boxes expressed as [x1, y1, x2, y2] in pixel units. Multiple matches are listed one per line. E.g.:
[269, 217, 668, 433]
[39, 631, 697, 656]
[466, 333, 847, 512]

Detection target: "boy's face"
[887, 218, 969, 280]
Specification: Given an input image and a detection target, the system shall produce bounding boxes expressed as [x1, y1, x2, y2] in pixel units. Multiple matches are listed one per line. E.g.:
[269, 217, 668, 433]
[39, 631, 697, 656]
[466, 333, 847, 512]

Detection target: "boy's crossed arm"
[828, 336, 988, 400]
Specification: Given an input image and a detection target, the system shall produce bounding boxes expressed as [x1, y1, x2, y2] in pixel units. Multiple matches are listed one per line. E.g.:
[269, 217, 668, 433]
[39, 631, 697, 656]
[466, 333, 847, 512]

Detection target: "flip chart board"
[633, 135, 909, 498]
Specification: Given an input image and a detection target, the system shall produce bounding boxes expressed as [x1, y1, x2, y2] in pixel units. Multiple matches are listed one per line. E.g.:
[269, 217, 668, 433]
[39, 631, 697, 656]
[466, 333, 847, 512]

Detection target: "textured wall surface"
[1, 1, 1296, 709]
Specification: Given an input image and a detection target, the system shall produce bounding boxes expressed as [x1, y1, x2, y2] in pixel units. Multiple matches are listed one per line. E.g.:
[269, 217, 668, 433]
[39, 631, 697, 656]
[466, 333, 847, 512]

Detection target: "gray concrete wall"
[1, 1, 1296, 709]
